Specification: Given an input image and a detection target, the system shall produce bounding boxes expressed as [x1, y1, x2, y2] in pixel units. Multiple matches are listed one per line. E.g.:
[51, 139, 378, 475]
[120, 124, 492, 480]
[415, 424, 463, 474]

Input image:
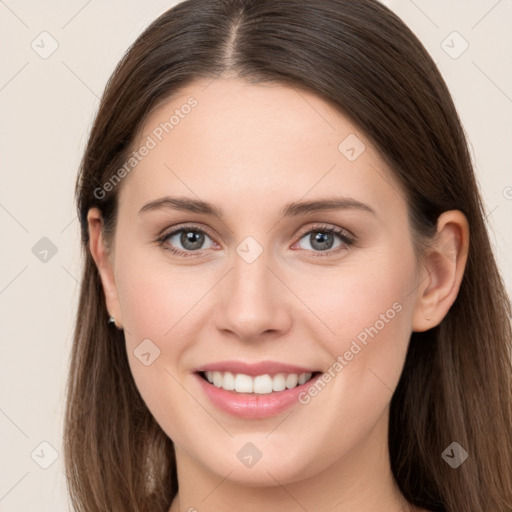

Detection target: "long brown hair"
[64, 1, 512, 510]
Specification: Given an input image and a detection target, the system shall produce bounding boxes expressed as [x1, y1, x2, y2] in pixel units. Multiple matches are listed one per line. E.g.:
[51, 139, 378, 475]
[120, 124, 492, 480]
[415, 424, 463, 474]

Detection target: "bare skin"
[88, 77, 468, 512]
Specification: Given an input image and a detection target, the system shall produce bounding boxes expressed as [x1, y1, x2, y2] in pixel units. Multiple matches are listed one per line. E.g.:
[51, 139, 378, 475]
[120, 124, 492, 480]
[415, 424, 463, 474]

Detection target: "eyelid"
[158, 222, 219, 244]
[157, 222, 356, 256]
[290, 222, 356, 257]
[159, 222, 355, 243]
[157, 222, 219, 255]
[295, 222, 356, 241]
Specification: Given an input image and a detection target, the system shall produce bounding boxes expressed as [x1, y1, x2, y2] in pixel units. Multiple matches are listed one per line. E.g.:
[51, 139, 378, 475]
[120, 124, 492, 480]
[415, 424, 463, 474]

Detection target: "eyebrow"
[138, 196, 376, 218]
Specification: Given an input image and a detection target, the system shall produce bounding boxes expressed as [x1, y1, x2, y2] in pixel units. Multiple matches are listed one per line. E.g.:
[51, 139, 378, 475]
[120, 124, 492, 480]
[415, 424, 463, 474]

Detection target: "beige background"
[0, 0, 511, 509]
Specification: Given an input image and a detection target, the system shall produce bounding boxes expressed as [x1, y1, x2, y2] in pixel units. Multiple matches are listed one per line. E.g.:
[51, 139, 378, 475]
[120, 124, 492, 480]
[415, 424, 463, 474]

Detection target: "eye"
[157, 225, 217, 257]
[157, 223, 355, 258]
[292, 224, 355, 256]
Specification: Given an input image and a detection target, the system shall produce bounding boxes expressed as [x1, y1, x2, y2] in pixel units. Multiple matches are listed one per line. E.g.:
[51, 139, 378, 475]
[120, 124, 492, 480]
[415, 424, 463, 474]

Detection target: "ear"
[412, 210, 469, 332]
[87, 207, 123, 329]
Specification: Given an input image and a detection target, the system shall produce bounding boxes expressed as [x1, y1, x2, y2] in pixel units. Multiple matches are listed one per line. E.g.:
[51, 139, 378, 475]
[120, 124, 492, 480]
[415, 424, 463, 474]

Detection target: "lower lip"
[194, 372, 322, 419]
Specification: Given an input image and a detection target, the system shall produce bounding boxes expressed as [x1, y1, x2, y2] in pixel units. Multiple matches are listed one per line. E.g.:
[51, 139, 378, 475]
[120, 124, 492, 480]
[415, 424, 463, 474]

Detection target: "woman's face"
[105, 77, 424, 485]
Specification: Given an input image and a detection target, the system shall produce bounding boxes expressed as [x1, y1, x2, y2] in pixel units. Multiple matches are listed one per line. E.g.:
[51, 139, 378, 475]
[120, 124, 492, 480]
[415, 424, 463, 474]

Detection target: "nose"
[215, 248, 292, 342]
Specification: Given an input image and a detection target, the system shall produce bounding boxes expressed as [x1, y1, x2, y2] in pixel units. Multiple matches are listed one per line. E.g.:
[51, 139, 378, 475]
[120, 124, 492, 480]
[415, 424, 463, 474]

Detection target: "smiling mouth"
[197, 370, 321, 394]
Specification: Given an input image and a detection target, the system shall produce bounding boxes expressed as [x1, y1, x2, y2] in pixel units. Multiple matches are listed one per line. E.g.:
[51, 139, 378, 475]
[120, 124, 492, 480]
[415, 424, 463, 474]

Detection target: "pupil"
[311, 232, 333, 250]
[181, 230, 204, 250]
[178, 230, 334, 252]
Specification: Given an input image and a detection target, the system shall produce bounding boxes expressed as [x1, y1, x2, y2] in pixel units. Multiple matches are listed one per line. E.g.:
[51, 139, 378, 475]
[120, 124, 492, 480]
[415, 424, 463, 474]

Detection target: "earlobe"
[412, 210, 469, 332]
[87, 208, 123, 329]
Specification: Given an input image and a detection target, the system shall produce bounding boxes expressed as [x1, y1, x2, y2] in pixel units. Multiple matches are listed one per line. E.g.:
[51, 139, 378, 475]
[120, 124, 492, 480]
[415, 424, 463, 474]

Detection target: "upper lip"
[195, 360, 320, 377]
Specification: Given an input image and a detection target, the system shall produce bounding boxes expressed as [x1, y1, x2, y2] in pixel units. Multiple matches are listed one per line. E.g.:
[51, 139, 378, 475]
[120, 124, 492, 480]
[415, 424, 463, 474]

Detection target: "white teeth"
[272, 373, 286, 392]
[213, 371, 223, 388]
[203, 371, 314, 393]
[235, 373, 253, 393]
[285, 373, 298, 389]
[253, 375, 273, 394]
[222, 371, 235, 391]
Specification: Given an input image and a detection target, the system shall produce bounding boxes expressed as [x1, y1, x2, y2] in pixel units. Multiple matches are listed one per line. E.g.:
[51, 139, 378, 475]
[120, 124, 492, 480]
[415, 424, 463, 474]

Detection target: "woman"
[64, 1, 512, 511]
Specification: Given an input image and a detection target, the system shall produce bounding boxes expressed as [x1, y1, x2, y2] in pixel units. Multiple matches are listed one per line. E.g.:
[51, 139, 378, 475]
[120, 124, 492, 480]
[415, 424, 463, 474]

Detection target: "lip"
[194, 371, 322, 419]
[194, 360, 319, 377]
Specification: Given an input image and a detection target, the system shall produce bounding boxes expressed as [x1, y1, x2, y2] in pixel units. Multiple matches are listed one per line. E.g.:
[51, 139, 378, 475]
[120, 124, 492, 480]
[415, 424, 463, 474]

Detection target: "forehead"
[140, 77, 351, 165]
[120, 77, 406, 220]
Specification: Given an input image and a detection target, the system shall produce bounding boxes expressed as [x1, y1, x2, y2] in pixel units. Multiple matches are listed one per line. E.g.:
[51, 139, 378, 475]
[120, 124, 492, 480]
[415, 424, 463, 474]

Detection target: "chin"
[199, 441, 326, 487]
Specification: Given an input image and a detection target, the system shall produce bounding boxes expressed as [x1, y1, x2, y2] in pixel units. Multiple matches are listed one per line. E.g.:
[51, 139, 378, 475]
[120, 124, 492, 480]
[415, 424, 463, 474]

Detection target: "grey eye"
[297, 230, 345, 252]
[165, 229, 215, 251]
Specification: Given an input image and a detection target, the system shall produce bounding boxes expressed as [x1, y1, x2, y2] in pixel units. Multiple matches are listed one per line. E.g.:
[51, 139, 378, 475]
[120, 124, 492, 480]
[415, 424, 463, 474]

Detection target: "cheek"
[291, 246, 417, 394]
[268, 250, 417, 474]
[114, 249, 217, 438]
[115, 246, 208, 343]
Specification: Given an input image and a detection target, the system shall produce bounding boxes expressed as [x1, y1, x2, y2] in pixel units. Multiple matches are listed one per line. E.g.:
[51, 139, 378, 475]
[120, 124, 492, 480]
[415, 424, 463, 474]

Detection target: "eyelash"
[156, 223, 356, 258]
